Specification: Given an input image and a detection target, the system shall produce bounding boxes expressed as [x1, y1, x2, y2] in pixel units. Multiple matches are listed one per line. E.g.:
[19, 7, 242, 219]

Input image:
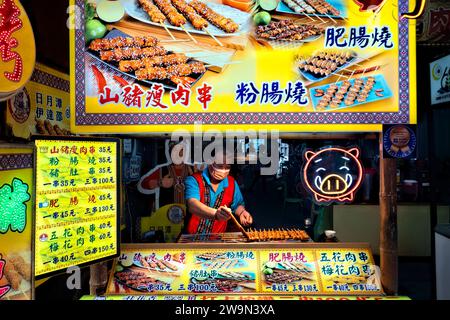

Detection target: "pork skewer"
[134, 61, 206, 80]
[153, 0, 187, 26]
[171, 0, 208, 30]
[138, 0, 177, 39]
[189, 0, 239, 33]
[118, 53, 189, 72]
[99, 46, 168, 62]
[89, 36, 159, 51]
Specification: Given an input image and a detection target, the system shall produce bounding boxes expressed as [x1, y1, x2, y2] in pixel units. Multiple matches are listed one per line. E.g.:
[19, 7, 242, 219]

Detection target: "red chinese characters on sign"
[122, 84, 144, 108]
[268, 252, 307, 263]
[146, 84, 168, 109]
[196, 83, 212, 110]
[99, 86, 119, 105]
[170, 84, 190, 107]
[0, 258, 11, 298]
[0, 0, 23, 82]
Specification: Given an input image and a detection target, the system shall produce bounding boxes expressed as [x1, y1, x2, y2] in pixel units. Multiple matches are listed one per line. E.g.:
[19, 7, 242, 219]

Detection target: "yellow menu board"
[34, 138, 120, 277]
[0, 146, 33, 300]
[106, 244, 382, 296]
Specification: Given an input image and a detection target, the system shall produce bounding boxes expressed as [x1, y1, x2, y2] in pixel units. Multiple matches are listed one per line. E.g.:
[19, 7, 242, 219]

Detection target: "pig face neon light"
[302, 147, 364, 204]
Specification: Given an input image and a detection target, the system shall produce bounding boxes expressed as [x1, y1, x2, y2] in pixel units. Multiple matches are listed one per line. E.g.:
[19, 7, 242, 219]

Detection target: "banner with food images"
[71, 0, 416, 133]
[106, 244, 382, 295]
[0, 146, 34, 300]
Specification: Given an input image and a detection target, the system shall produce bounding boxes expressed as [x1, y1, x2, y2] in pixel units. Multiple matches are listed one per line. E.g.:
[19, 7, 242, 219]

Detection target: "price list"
[34, 139, 119, 276]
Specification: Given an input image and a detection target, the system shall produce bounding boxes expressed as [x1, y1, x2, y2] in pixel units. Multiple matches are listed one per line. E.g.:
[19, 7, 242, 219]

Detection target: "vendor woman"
[184, 152, 253, 234]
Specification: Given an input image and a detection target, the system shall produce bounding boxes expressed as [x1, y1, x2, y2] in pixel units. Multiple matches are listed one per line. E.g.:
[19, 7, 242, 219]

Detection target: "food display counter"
[105, 242, 384, 298]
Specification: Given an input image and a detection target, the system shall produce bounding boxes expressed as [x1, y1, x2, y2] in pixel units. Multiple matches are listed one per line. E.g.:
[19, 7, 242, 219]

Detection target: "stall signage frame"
[70, 0, 417, 134]
[32, 136, 121, 279]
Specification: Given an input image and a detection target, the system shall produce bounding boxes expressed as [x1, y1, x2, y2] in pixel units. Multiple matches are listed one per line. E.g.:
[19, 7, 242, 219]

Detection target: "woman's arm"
[186, 198, 231, 221]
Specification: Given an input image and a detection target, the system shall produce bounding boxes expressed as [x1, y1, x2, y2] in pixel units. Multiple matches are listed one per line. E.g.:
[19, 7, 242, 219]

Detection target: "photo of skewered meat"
[138, 0, 166, 23]
[119, 53, 189, 72]
[189, 0, 239, 33]
[99, 46, 168, 62]
[196, 252, 225, 261]
[154, 0, 187, 27]
[115, 270, 163, 291]
[205, 259, 242, 269]
[135, 62, 206, 80]
[88, 31, 207, 88]
[246, 228, 310, 241]
[89, 35, 159, 51]
[265, 270, 305, 284]
[281, 0, 340, 16]
[255, 20, 324, 42]
[133, 0, 240, 33]
[191, 272, 256, 292]
[313, 75, 390, 111]
[217, 271, 251, 280]
[297, 51, 355, 79]
[171, 0, 209, 30]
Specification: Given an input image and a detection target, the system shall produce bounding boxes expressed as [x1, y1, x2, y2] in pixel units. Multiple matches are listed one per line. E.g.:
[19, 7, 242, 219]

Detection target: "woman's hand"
[214, 206, 232, 221]
[239, 210, 253, 226]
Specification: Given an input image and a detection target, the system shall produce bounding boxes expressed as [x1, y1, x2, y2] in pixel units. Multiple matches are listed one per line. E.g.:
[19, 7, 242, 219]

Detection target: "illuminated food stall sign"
[302, 146, 363, 204]
[70, 0, 416, 133]
[6, 63, 71, 139]
[33, 137, 120, 278]
[0, 0, 36, 100]
[106, 244, 382, 296]
[0, 146, 34, 300]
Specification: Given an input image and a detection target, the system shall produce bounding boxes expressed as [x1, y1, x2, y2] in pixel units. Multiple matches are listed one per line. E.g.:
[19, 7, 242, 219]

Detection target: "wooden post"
[379, 134, 398, 295]
[89, 262, 108, 296]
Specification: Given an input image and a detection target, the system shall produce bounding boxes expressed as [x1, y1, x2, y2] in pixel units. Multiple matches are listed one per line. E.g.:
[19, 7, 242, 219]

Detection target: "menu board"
[34, 137, 120, 278]
[106, 244, 382, 296]
[70, 0, 416, 134]
[0, 146, 34, 300]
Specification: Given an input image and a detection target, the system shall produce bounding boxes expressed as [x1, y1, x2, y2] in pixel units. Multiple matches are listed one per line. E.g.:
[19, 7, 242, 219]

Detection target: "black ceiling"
[22, 0, 70, 74]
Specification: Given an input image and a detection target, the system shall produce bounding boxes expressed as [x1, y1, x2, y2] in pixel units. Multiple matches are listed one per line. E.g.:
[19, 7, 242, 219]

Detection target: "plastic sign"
[0, 0, 36, 99]
[70, 0, 417, 133]
[6, 63, 71, 139]
[106, 244, 383, 296]
[302, 147, 364, 204]
[33, 137, 120, 278]
[430, 54, 450, 105]
[383, 124, 417, 159]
